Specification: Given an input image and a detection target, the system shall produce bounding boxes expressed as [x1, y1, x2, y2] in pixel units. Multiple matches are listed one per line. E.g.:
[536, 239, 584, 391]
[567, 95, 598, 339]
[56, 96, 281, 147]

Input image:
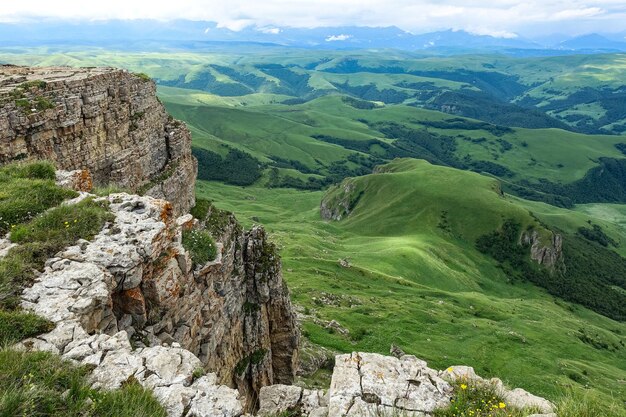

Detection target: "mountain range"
[1, 19, 625, 54]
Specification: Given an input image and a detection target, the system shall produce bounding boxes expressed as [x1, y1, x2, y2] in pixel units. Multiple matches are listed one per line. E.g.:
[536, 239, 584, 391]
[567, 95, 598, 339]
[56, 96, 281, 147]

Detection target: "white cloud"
[467, 28, 519, 38]
[257, 27, 281, 34]
[1, 1, 624, 36]
[325, 34, 353, 41]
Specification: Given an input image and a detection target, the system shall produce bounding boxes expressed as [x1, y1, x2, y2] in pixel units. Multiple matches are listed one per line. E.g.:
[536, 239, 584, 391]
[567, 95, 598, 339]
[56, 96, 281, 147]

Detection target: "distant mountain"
[558, 33, 626, 51]
[0, 19, 623, 55]
[410, 29, 538, 49]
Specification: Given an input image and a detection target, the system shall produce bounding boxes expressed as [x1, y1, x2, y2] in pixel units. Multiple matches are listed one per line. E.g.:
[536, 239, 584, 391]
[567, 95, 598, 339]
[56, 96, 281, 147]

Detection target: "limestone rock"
[501, 387, 555, 414]
[56, 169, 93, 192]
[521, 230, 563, 268]
[320, 181, 357, 221]
[257, 384, 303, 416]
[18, 191, 299, 416]
[328, 353, 452, 417]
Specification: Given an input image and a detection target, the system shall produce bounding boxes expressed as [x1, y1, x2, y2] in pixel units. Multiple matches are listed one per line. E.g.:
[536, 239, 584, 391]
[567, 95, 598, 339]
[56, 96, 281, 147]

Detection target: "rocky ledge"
[17, 184, 298, 415]
[0, 65, 197, 214]
[258, 353, 555, 417]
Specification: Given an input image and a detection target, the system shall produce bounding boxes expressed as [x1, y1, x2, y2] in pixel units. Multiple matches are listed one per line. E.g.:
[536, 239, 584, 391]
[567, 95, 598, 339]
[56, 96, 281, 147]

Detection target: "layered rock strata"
[0, 65, 196, 214]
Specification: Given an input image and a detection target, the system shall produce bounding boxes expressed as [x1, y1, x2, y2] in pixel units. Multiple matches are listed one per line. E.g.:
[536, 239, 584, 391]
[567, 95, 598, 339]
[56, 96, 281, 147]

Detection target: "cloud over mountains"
[2, 0, 626, 37]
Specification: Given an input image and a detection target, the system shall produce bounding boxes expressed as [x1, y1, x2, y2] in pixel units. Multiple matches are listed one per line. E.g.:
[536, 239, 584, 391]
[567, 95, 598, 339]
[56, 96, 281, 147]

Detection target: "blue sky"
[2, 0, 625, 37]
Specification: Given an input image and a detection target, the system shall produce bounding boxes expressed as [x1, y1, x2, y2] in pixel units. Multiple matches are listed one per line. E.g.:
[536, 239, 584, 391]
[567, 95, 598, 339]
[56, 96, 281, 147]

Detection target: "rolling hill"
[2, 46, 626, 409]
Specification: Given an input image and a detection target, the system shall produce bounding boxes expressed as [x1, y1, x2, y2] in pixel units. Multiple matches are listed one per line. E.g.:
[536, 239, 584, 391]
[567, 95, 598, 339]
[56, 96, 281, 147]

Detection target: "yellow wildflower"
[460, 383, 467, 390]
[499, 402, 506, 408]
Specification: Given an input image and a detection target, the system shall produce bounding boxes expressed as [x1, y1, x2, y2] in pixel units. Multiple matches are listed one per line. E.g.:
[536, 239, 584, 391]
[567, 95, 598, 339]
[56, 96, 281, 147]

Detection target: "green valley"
[2, 46, 626, 412]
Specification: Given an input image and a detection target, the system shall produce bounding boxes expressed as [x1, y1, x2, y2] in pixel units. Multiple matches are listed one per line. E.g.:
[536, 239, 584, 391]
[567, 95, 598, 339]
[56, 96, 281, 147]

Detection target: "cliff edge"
[0, 65, 196, 214]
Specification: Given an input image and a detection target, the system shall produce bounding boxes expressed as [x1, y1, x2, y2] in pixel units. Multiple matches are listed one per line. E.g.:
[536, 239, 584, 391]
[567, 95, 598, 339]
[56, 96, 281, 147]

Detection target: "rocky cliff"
[0, 65, 196, 214]
[1, 65, 299, 413]
[19, 190, 299, 415]
[521, 230, 563, 268]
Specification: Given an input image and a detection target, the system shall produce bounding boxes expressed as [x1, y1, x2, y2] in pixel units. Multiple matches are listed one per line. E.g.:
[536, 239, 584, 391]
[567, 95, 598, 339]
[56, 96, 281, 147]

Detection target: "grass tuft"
[0, 348, 167, 416]
[10, 198, 113, 245]
[133, 72, 152, 82]
[190, 198, 212, 220]
[0, 162, 75, 234]
[0, 310, 54, 346]
[182, 229, 217, 265]
[555, 389, 626, 417]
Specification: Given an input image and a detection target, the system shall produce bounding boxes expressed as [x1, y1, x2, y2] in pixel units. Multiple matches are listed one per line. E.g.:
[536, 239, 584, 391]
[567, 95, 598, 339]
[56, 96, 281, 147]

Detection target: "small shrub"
[192, 367, 205, 379]
[34, 96, 55, 111]
[19, 80, 47, 90]
[134, 72, 152, 82]
[14, 98, 30, 110]
[190, 198, 212, 220]
[182, 229, 217, 265]
[434, 378, 534, 417]
[350, 327, 372, 342]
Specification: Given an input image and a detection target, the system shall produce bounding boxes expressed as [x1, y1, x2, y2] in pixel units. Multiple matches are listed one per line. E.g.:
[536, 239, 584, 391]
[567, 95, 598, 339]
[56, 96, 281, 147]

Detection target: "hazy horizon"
[2, 0, 626, 39]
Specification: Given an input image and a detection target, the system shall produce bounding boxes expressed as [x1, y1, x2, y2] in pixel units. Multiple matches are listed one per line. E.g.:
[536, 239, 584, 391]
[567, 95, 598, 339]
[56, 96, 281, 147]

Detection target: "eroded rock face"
[521, 230, 563, 268]
[0, 66, 196, 214]
[18, 193, 299, 415]
[320, 181, 358, 221]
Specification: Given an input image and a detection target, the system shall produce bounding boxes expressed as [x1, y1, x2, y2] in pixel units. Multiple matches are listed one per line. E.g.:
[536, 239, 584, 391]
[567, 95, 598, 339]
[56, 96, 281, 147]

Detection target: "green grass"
[555, 388, 626, 417]
[0, 348, 167, 417]
[182, 229, 217, 265]
[0, 197, 113, 309]
[190, 198, 212, 220]
[4, 47, 626, 412]
[0, 161, 77, 234]
[195, 174, 626, 405]
[0, 162, 114, 318]
[163, 93, 626, 190]
[0, 310, 53, 346]
[434, 379, 537, 417]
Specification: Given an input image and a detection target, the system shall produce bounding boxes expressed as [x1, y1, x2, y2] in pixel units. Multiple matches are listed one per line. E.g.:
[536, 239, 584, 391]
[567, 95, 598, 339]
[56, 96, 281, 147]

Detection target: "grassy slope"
[164, 93, 626, 184]
[4, 48, 625, 130]
[4, 47, 625, 406]
[195, 161, 626, 403]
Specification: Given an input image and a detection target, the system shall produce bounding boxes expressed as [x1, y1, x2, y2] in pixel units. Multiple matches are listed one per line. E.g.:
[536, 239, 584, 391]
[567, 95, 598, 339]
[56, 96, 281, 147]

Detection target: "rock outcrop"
[0, 65, 196, 214]
[19, 192, 299, 415]
[320, 181, 361, 221]
[257, 353, 555, 417]
[521, 230, 563, 268]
